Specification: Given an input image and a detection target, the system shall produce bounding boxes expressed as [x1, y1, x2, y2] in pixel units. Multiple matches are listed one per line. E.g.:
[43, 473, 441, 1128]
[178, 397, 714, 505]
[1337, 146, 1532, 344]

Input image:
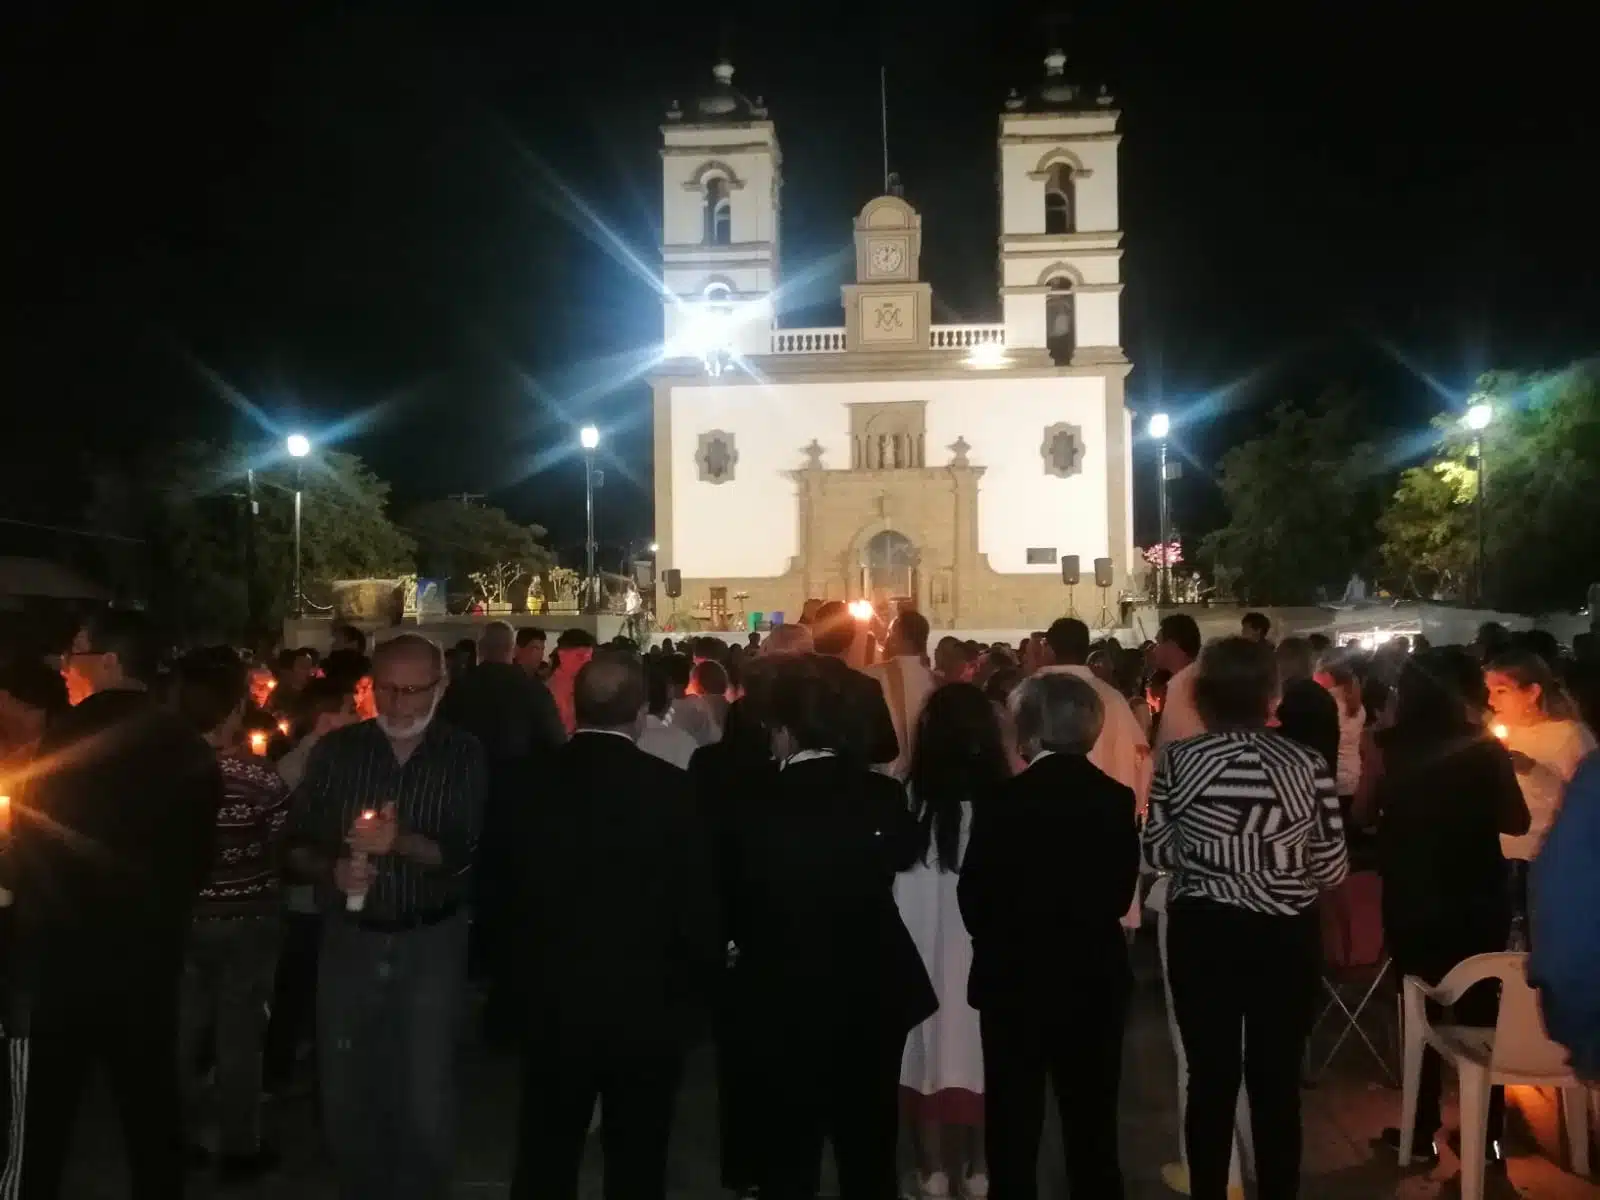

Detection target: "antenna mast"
[880, 66, 890, 193]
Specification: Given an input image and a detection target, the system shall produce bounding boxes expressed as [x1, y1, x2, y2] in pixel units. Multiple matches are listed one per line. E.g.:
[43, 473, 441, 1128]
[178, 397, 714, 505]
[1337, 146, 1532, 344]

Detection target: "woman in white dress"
[894, 683, 1012, 1200]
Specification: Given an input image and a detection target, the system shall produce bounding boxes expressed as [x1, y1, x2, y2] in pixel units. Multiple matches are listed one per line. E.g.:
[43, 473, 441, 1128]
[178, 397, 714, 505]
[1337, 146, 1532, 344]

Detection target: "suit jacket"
[816, 655, 900, 766]
[959, 752, 1139, 1013]
[728, 755, 935, 1041]
[438, 661, 564, 764]
[509, 730, 721, 1052]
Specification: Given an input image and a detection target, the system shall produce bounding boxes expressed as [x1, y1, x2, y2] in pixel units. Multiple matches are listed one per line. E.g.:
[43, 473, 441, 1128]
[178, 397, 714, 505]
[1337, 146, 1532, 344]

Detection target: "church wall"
[663, 374, 1113, 581]
[1074, 290, 1121, 351]
[660, 138, 779, 249]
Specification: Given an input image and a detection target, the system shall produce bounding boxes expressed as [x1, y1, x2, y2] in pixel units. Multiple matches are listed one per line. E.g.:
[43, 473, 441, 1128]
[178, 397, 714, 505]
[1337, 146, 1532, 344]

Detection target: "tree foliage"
[1380, 366, 1600, 612]
[1199, 401, 1379, 605]
[86, 440, 414, 639]
[401, 499, 552, 589]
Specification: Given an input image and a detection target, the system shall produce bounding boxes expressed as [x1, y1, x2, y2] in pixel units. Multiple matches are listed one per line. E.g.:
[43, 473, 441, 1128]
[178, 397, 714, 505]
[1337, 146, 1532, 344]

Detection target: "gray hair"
[478, 620, 516, 664]
[1009, 673, 1104, 756]
[371, 633, 446, 678]
[762, 623, 814, 656]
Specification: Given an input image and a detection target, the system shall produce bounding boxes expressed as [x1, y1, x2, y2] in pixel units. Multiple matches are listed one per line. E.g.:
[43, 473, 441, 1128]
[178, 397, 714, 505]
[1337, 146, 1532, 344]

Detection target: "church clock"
[844, 195, 931, 353]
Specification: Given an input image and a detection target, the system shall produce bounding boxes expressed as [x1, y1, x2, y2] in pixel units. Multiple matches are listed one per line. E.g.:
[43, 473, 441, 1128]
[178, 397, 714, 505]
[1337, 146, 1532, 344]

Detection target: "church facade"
[650, 53, 1133, 629]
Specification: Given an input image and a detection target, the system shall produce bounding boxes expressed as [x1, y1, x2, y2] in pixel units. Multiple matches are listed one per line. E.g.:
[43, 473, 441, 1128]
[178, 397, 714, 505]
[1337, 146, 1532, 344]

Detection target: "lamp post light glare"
[1465, 402, 1493, 432]
[286, 434, 312, 618]
[286, 433, 311, 458]
[648, 542, 659, 554]
[1464, 400, 1493, 603]
[1149, 413, 1172, 605]
[580, 426, 601, 611]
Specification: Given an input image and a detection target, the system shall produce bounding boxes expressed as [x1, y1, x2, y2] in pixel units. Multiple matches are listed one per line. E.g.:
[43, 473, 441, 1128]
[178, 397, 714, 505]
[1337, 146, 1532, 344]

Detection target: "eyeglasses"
[374, 679, 442, 699]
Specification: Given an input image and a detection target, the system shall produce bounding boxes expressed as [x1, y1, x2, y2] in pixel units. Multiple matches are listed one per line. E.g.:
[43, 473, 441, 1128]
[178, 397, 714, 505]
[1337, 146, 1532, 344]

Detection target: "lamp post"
[580, 425, 600, 613]
[1464, 400, 1493, 606]
[286, 434, 311, 618]
[1148, 413, 1172, 605]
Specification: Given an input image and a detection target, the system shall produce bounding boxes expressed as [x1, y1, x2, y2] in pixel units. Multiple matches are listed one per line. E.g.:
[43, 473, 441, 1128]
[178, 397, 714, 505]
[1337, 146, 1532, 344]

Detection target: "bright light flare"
[286, 433, 311, 458]
[1147, 413, 1171, 440]
[579, 425, 600, 450]
[249, 731, 269, 756]
[1492, 723, 1509, 742]
[1465, 401, 1493, 432]
[848, 599, 874, 621]
[965, 342, 1008, 369]
[648, 542, 659, 553]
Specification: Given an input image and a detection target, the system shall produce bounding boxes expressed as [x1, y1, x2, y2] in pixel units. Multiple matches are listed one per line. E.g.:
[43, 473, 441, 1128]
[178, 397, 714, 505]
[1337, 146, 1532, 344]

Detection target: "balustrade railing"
[929, 324, 1006, 349]
[766, 324, 1007, 354]
[770, 328, 847, 354]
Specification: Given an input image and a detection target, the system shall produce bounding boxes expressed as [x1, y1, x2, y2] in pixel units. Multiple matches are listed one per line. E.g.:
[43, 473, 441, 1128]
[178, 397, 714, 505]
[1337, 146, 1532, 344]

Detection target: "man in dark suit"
[809, 601, 898, 767]
[960, 672, 1140, 1200]
[508, 649, 720, 1200]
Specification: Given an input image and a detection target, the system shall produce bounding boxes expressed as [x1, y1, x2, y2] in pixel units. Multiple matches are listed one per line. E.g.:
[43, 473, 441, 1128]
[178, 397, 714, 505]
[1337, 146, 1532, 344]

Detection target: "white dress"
[893, 802, 984, 1120]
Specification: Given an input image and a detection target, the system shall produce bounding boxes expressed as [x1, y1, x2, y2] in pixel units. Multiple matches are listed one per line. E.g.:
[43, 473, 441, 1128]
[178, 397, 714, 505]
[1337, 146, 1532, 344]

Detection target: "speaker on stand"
[1093, 557, 1114, 629]
[1060, 554, 1080, 618]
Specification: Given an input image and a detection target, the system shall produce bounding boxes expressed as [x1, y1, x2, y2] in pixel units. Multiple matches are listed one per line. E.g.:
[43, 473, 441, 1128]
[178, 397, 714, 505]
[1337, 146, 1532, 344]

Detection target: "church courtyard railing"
[767, 324, 1006, 354]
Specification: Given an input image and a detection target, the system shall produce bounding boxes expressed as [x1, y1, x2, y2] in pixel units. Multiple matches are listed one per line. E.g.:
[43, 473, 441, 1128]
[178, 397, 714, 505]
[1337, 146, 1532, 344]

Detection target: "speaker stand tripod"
[1097, 583, 1113, 630]
[1066, 584, 1078, 618]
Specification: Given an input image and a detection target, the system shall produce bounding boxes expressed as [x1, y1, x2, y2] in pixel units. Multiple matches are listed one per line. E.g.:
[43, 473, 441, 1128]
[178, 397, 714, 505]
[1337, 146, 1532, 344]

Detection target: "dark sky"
[4, 2, 1596, 562]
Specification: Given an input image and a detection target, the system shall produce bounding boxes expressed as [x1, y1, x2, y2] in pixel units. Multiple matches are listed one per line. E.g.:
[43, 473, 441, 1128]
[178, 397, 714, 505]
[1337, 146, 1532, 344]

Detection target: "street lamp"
[1148, 413, 1172, 605]
[1464, 400, 1493, 605]
[649, 542, 659, 554]
[286, 433, 311, 618]
[580, 425, 601, 612]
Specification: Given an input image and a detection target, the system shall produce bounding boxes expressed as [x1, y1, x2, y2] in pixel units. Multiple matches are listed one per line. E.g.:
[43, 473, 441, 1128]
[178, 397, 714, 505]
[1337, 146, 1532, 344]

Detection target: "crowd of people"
[0, 598, 1596, 1200]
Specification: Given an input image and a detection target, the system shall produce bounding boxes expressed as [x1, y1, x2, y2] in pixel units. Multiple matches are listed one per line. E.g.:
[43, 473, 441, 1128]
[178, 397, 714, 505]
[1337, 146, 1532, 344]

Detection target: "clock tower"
[842, 195, 932, 352]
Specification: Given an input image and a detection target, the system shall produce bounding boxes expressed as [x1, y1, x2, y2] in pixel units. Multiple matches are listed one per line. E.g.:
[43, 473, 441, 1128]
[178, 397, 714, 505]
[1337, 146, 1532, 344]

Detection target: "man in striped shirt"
[287, 634, 484, 1200]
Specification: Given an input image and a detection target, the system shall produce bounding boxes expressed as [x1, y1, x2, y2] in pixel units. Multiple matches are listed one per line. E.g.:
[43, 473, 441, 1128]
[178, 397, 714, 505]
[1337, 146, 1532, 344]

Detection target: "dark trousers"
[264, 910, 322, 1089]
[1167, 900, 1320, 1200]
[714, 998, 759, 1191]
[3, 995, 184, 1200]
[317, 913, 468, 1200]
[511, 1036, 683, 1200]
[751, 1023, 904, 1200]
[981, 989, 1128, 1200]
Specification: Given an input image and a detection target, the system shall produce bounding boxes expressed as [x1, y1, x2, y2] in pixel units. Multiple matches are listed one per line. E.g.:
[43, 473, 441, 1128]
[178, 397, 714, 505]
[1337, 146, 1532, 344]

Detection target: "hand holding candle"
[248, 730, 269, 756]
[344, 808, 379, 912]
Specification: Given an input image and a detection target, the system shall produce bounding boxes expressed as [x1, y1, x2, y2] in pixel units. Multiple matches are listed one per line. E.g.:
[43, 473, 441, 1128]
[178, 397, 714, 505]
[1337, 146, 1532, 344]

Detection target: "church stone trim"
[848, 401, 927, 470]
[680, 160, 747, 190]
[1034, 262, 1086, 287]
[695, 430, 739, 484]
[1040, 423, 1086, 479]
[1026, 148, 1093, 179]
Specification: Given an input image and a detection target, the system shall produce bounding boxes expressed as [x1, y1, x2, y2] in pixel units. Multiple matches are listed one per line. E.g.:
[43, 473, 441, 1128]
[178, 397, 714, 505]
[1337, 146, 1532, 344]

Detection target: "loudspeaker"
[1093, 558, 1114, 588]
[663, 569, 682, 599]
[1060, 555, 1080, 586]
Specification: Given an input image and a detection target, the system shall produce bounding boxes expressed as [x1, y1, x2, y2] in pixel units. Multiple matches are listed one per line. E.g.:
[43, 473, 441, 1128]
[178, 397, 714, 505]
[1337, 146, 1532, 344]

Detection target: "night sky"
[4, 2, 1595, 564]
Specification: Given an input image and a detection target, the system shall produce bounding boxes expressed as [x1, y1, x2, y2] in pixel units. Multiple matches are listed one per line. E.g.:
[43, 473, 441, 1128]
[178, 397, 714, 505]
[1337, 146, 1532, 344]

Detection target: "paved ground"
[61, 935, 1598, 1198]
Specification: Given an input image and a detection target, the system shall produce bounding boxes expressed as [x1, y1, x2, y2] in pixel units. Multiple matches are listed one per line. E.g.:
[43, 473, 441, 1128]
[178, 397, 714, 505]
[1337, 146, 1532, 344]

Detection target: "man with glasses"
[5, 610, 221, 1199]
[286, 634, 484, 1200]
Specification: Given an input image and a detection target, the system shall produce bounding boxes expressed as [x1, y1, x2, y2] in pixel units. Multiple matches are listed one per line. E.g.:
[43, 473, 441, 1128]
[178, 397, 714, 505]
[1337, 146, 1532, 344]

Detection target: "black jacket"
[1277, 677, 1340, 779]
[815, 656, 900, 766]
[439, 661, 563, 764]
[960, 752, 1139, 1013]
[509, 730, 722, 1052]
[8, 688, 221, 1030]
[727, 755, 935, 1041]
[1374, 723, 1529, 963]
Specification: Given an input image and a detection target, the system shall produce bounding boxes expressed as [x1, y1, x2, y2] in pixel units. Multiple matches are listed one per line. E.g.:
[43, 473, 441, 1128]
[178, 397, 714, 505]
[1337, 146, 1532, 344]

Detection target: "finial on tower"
[712, 60, 734, 85]
[1044, 49, 1067, 76]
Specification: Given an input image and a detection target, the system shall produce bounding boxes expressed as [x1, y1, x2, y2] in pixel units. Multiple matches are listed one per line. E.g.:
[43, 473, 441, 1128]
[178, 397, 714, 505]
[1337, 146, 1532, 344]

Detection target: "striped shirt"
[197, 755, 291, 920]
[288, 719, 485, 922]
[1143, 730, 1348, 916]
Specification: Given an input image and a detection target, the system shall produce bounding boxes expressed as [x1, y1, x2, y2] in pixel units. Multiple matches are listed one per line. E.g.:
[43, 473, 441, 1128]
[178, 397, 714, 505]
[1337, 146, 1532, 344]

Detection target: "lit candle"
[249, 730, 269, 756]
[277, 719, 292, 737]
[1492, 723, 1510, 742]
[347, 809, 377, 912]
[0, 794, 10, 838]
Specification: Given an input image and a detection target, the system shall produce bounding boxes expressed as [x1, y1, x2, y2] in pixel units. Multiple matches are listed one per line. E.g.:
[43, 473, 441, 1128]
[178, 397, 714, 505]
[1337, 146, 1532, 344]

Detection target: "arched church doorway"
[862, 529, 918, 608]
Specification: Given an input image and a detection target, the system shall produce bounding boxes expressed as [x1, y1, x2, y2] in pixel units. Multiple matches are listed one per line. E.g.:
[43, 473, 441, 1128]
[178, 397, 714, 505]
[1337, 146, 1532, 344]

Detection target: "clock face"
[870, 242, 904, 275]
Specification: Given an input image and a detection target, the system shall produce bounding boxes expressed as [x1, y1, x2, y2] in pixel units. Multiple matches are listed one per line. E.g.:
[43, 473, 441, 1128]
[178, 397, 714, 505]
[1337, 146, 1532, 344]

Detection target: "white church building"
[650, 52, 1133, 630]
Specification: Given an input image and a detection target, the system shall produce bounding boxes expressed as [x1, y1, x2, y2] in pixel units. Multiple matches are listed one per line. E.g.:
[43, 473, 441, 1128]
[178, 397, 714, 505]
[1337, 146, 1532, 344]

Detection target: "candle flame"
[1492, 723, 1509, 741]
[249, 731, 268, 755]
[360, 809, 376, 822]
[277, 720, 291, 736]
[848, 599, 874, 621]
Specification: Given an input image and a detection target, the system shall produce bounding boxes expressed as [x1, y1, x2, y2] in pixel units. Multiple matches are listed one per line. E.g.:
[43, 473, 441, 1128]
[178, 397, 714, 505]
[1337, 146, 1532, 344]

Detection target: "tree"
[86, 440, 414, 639]
[1199, 400, 1380, 605]
[401, 498, 552, 603]
[1380, 366, 1600, 612]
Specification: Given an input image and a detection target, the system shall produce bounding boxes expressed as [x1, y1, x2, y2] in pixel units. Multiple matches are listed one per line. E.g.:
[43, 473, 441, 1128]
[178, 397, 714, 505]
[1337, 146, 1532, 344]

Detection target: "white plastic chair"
[1399, 951, 1591, 1200]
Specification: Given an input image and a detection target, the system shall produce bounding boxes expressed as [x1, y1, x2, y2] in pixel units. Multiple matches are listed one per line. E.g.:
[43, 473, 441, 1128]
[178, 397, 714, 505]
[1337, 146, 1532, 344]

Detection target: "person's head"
[982, 665, 1024, 708]
[1307, 632, 1332, 658]
[1475, 621, 1512, 661]
[933, 636, 975, 682]
[290, 676, 359, 741]
[1393, 648, 1487, 733]
[370, 635, 446, 741]
[279, 646, 317, 692]
[64, 609, 160, 703]
[574, 648, 647, 736]
[477, 620, 516, 666]
[767, 655, 847, 759]
[885, 610, 930, 660]
[554, 628, 596, 674]
[330, 623, 367, 655]
[514, 626, 547, 670]
[1313, 651, 1364, 717]
[762, 623, 814, 656]
[810, 600, 855, 657]
[1151, 613, 1201, 673]
[747, 631, 762, 650]
[320, 649, 370, 692]
[689, 658, 729, 698]
[1193, 636, 1278, 731]
[644, 656, 676, 718]
[247, 663, 277, 710]
[909, 682, 1011, 871]
[1275, 636, 1316, 685]
[0, 658, 70, 749]
[1486, 648, 1576, 727]
[1241, 611, 1272, 643]
[1514, 628, 1563, 671]
[1044, 617, 1091, 667]
[175, 647, 249, 746]
[1009, 672, 1104, 760]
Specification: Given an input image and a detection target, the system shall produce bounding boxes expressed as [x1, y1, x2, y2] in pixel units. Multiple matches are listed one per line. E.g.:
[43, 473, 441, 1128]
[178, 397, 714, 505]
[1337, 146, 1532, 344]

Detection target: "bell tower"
[997, 49, 1125, 368]
[841, 195, 932, 353]
[660, 60, 781, 364]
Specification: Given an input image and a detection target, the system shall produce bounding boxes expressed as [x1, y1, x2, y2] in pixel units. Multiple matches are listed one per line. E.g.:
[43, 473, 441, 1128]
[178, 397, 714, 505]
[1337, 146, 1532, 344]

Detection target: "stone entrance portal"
[861, 529, 918, 607]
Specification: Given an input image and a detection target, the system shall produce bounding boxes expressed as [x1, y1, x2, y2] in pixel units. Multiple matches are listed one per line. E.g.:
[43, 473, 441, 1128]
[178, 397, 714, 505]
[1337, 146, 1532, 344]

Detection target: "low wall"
[283, 613, 631, 653]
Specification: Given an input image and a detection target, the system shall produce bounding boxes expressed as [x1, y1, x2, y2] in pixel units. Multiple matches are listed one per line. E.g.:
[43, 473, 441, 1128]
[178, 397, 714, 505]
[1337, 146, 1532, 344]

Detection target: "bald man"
[507, 649, 720, 1197]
